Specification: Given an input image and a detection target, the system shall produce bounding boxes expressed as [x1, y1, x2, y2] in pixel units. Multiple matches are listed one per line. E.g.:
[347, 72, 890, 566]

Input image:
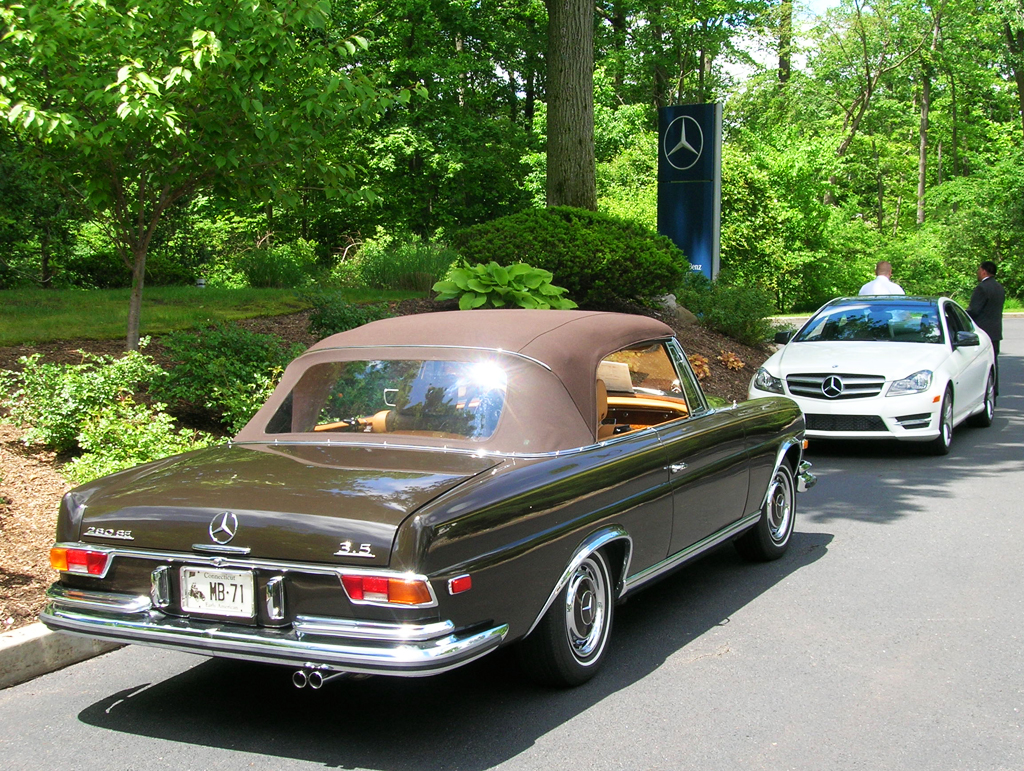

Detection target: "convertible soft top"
[236, 310, 675, 453]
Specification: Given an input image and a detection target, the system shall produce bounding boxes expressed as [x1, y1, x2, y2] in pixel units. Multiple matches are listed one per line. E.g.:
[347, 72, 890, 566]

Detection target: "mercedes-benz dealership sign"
[657, 104, 721, 281]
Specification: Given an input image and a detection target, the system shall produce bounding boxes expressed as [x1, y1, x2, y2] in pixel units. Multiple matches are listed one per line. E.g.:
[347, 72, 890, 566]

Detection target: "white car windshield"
[795, 303, 945, 344]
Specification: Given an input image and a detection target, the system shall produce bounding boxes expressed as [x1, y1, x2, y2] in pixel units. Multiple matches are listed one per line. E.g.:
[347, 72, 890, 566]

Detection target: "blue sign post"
[657, 104, 722, 281]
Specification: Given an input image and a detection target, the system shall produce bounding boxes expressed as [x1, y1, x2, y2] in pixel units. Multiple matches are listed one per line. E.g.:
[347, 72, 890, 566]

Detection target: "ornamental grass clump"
[433, 260, 577, 310]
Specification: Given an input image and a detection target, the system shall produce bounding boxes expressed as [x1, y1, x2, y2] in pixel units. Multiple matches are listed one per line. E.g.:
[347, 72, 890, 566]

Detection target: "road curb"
[0, 622, 121, 690]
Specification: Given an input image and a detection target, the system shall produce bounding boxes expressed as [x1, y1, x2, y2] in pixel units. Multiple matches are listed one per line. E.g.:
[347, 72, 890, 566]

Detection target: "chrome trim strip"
[294, 616, 455, 642]
[300, 345, 555, 373]
[192, 543, 252, 556]
[40, 604, 508, 677]
[524, 526, 633, 638]
[51, 542, 386, 578]
[46, 584, 152, 614]
[622, 512, 761, 596]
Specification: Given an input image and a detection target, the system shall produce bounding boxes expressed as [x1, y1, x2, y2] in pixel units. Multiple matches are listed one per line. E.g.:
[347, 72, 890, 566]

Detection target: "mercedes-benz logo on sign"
[663, 115, 705, 171]
[821, 376, 844, 399]
[209, 511, 238, 544]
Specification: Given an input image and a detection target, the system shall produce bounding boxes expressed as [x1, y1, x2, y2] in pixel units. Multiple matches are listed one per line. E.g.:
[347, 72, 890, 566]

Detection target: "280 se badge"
[42, 311, 814, 687]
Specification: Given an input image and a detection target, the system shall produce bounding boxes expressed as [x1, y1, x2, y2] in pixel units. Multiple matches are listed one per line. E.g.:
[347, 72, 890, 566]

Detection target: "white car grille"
[787, 373, 885, 400]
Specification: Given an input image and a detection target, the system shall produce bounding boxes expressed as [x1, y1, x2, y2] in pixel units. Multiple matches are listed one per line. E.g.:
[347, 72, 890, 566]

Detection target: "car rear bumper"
[40, 584, 508, 677]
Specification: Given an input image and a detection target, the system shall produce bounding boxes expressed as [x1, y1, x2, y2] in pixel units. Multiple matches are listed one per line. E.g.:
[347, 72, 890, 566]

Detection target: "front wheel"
[735, 461, 796, 562]
[928, 387, 954, 455]
[517, 550, 614, 687]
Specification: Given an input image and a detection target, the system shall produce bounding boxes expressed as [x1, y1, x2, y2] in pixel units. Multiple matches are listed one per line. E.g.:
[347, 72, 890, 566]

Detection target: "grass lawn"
[0, 286, 424, 346]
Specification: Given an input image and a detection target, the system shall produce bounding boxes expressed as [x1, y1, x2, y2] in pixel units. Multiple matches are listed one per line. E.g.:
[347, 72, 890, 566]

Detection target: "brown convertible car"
[42, 310, 814, 687]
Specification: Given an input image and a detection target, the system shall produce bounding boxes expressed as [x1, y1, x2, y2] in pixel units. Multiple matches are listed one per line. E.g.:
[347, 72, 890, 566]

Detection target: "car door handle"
[667, 463, 688, 473]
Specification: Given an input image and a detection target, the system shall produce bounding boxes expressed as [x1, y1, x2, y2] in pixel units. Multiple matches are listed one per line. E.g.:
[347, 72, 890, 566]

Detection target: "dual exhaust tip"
[292, 668, 345, 689]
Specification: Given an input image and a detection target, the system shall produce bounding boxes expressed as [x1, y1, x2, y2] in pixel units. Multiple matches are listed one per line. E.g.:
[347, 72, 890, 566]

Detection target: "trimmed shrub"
[0, 348, 165, 453]
[153, 324, 304, 432]
[452, 207, 687, 309]
[676, 272, 776, 347]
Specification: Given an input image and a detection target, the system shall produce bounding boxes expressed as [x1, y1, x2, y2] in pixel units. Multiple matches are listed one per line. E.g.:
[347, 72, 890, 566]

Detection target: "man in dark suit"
[967, 260, 1005, 394]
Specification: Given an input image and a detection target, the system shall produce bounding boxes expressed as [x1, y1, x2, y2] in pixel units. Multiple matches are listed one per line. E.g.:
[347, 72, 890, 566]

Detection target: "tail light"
[50, 547, 110, 576]
[340, 574, 435, 606]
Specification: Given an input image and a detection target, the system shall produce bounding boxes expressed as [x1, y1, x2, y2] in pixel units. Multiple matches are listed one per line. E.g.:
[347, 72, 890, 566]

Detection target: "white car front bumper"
[749, 386, 944, 442]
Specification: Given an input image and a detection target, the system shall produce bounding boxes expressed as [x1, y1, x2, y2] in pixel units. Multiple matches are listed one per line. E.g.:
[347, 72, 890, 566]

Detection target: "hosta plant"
[433, 261, 578, 310]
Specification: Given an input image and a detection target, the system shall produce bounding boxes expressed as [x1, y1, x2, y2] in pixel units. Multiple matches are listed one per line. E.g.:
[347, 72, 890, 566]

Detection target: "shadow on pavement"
[77, 531, 832, 770]
[799, 351, 1023, 526]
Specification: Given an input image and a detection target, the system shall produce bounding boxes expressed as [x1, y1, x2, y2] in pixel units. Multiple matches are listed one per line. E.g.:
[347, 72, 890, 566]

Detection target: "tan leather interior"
[370, 409, 391, 433]
[596, 379, 615, 440]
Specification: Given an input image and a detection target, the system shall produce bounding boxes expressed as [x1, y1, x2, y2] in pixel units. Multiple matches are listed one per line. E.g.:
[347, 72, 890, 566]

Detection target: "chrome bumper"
[40, 584, 508, 677]
[796, 460, 816, 493]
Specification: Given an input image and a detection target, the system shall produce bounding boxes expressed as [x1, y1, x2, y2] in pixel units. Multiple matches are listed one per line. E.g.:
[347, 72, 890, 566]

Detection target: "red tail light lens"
[341, 574, 434, 606]
[50, 547, 110, 576]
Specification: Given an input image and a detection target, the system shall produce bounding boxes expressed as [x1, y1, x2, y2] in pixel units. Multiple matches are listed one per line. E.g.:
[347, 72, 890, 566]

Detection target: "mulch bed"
[0, 299, 769, 632]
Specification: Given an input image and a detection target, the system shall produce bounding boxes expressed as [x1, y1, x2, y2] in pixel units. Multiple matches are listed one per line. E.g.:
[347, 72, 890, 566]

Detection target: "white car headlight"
[753, 368, 784, 394]
[887, 370, 933, 396]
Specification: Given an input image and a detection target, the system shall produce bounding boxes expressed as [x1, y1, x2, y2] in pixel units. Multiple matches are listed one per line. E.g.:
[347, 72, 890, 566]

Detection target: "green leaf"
[466, 278, 489, 293]
[459, 292, 479, 311]
[491, 263, 509, 286]
[432, 280, 459, 295]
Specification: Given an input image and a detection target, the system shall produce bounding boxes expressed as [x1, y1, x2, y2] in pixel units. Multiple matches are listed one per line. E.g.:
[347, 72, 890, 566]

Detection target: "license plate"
[180, 567, 255, 618]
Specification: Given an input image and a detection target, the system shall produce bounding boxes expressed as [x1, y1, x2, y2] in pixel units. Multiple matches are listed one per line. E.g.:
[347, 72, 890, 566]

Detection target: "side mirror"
[954, 330, 980, 348]
[774, 330, 795, 345]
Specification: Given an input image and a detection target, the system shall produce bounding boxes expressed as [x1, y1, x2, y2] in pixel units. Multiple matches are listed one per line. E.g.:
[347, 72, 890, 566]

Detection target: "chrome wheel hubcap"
[564, 556, 608, 663]
[767, 470, 794, 544]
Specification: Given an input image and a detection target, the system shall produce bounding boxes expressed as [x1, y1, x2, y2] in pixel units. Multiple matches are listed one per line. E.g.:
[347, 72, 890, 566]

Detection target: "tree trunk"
[917, 70, 930, 225]
[126, 246, 147, 351]
[546, 0, 596, 210]
[778, 0, 793, 84]
[949, 72, 960, 176]
[1007, 23, 1024, 141]
[40, 229, 51, 288]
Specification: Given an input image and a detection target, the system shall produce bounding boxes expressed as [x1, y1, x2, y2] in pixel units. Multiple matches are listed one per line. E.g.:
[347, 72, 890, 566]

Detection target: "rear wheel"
[517, 550, 614, 687]
[967, 371, 995, 428]
[735, 461, 795, 562]
[928, 387, 954, 455]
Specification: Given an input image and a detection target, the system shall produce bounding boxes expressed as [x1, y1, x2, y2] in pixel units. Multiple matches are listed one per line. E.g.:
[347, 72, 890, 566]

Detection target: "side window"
[943, 304, 962, 339]
[596, 341, 700, 436]
[951, 304, 975, 333]
[601, 342, 682, 396]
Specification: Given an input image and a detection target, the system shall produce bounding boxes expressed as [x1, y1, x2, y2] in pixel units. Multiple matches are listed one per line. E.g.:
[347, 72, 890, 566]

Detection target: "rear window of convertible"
[265, 359, 508, 440]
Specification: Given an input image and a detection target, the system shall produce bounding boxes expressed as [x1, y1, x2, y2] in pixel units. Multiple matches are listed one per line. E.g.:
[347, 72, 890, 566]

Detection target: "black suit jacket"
[967, 276, 1005, 342]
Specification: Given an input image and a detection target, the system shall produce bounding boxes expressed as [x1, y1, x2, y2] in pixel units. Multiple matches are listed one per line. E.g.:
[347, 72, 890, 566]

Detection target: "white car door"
[941, 300, 989, 421]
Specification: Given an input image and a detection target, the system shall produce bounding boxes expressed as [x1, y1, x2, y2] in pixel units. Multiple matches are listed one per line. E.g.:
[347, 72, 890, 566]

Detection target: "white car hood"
[770, 342, 946, 379]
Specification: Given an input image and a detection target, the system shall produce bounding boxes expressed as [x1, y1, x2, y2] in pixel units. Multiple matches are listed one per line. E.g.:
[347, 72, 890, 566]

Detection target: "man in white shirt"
[859, 261, 904, 295]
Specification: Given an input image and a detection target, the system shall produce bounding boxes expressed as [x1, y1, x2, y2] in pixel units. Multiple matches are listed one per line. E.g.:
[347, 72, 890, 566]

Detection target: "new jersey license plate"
[180, 567, 255, 618]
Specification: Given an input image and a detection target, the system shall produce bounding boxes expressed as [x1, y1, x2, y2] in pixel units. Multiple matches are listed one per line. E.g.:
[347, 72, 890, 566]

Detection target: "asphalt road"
[2, 320, 1022, 771]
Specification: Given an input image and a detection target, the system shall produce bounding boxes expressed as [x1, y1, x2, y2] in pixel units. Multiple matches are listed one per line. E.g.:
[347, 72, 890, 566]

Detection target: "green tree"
[1, 0, 412, 348]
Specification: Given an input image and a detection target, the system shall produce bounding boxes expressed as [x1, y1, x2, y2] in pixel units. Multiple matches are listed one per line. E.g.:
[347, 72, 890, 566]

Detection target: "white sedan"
[749, 296, 996, 454]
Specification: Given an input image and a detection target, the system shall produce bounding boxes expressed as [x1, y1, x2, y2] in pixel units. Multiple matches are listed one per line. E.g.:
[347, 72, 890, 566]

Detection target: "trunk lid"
[74, 443, 500, 566]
